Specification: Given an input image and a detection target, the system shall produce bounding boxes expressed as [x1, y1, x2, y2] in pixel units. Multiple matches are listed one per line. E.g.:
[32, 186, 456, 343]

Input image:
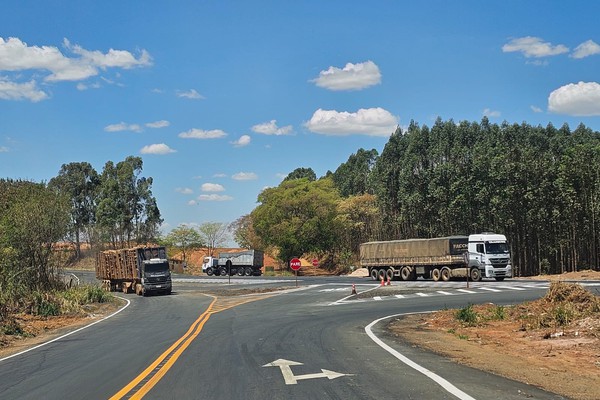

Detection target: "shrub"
[455, 304, 478, 326]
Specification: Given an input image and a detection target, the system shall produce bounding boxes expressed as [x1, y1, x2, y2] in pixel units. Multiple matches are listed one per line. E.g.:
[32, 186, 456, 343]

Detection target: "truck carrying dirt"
[360, 233, 512, 282]
[96, 246, 172, 295]
[202, 249, 264, 276]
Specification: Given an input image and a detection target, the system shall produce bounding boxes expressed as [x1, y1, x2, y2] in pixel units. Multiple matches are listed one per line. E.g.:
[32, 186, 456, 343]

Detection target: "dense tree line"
[240, 118, 600, 276]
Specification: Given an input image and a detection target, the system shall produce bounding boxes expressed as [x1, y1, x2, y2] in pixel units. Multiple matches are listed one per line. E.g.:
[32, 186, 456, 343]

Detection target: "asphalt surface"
[2, 273, 595, 399]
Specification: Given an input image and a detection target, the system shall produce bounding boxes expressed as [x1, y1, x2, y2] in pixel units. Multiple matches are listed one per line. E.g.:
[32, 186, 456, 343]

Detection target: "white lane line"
[395, 294, 405, 299]
[456, 289, 477, 294]
[477, 287, 501, 292]
[0, 296, 131, 363]
[415, 292, 429, 297]
[437, 291, 454, 296]
[496, 285, 526, 291]
[365, 313, 476, 400]
[373, 296, 383, 301]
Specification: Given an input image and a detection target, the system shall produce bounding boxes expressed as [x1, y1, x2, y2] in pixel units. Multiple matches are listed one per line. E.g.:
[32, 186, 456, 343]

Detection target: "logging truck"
[202, 249, 264, 276]
[360, 233, 512, 282]
[96, 246, 172, 295]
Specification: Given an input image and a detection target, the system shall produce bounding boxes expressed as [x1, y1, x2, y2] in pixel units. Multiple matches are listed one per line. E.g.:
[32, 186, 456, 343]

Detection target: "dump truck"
[202, 249, 264, 276]
[360, 233, 512, 282]
[96, 246, 172, 295]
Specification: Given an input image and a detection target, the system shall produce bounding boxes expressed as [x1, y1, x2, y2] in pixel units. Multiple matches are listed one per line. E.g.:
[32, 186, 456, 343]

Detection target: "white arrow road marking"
[263, 359, 353, 385]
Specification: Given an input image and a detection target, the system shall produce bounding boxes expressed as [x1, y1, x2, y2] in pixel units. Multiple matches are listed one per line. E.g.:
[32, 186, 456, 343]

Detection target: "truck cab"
[140, 258, 172, 295]
[468, 233, 512, 281]
[202, 256, 219, 275]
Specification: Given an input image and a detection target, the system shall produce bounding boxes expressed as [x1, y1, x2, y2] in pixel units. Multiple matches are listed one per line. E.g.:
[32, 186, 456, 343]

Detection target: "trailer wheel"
[219, 266, 228, 276]
[206, 266, 214, 276]
[441, 268, 451, 281]
[400, 266, 412, 281]
[386, 268, 394, 281]
[469, 267, 482, 282]
[245, 267, 253, 276]
[378, 269, 386, 281]
[237, 267, 245, 276]
[370, 269, 379, 281]
[431, 268, 441, 281]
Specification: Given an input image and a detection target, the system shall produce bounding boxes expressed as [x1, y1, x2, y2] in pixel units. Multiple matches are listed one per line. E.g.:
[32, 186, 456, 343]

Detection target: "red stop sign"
[312, 259, 319, 267]
[290, 258, 301, 271]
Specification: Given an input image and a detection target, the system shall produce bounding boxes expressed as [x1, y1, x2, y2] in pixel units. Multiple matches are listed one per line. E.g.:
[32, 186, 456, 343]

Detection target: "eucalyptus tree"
[48, 162, 100, 258]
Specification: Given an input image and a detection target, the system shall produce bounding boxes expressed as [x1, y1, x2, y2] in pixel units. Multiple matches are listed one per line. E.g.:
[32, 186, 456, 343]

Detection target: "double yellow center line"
[111, 293, 274, 399]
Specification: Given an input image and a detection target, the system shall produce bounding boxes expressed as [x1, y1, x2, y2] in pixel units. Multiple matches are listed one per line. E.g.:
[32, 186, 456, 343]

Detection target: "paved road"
[2, 274, 595, 399]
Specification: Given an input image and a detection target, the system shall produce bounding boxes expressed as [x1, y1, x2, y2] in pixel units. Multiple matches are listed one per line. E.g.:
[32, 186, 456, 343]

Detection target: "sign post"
[290, 258, 301, 287]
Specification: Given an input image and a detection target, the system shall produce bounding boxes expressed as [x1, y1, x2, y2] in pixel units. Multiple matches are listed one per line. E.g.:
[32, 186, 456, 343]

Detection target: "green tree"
[163, 225, 204, 262]
[230, 214, 264, 250]
[331, 148, 378, 197]
[283, 167, 317, 182]
[48, 162, 100, 258]
[252, 177, 342, 263]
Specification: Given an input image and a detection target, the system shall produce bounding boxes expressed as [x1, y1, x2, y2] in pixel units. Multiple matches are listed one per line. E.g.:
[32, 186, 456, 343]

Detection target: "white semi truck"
[202, 249, 264, 276]
[360, 233, 512, 282]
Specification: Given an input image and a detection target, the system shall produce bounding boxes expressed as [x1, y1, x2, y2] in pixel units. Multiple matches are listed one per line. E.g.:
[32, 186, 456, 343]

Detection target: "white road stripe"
[0, 296, 131, 363]
[395, 294, 405, 299]
[373, 296, 383, 301]
[415, 292, 429, 297]
[437, 291, 454, 296]
[456, 289, 477, 294]
[496, 285, 526, 291]
[366, 313, 476, 400]
[477, 287, 501, 292]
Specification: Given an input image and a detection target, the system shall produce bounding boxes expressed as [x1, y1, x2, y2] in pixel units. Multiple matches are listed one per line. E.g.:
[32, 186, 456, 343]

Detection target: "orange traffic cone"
[351, 283, 357, 295]
[387, 276, 391, 286]
[380, 276, 385, 287]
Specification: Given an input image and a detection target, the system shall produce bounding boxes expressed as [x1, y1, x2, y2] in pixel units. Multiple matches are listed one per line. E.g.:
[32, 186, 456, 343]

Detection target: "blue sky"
[2, 1, 600, 238]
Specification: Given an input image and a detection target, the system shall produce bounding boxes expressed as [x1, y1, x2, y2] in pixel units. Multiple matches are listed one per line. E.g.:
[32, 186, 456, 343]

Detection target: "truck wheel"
[378, 269, 386, 281]
[431, 268, 441, 281]
[237, 267, 245, 276]
[206, 267, 214, 276]
[400, 267, 412, 281]
[470, 267, 482, 282]
[370, 269, 379, 281]
[245, 267, 253, 276]
[219, 267, 228, 276]
[135, 283, 143, 296]
[441, 268, 451, 281]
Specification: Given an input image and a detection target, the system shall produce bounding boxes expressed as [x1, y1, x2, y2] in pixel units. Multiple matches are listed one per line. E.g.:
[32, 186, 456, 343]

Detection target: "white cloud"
[252, 120, 293, 136]
[482, 108, 501, 118]
[187, 200, 197, 206]
[177, 89, 204, 99]
[0, 146, 9, 152]
[502, 36, 568, 58]
[571, 40, 600, 59]
[0, 37, 151, 83]
[213, 173, 227, 178]
[231, 134, 251, 147]
[0, 77, 48, 102]
[201, 183, 225, 192]
[104, 122, 143, 133]
[305, 107, 398, 137]
[548, 81, 600, 116]
[311, 60, 382, 91]
[178, 128, 227, 139]
[76, 81, 101, 91]
[530, 105, 543, 113]
[232, 172, 258, 181]
[197, 194, 233, 202]
[140, 143, 176, 155]
[146, 120, 170, 129]
[176, 187, 193, 195]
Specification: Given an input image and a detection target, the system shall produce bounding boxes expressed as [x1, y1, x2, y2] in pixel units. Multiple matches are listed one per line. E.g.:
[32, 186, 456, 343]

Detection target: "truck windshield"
[144, 263, 169, 273]
[485, 242, 510, 254]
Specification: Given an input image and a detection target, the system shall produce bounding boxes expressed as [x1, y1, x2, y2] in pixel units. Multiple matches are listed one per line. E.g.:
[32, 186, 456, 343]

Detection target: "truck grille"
[146, 276, 169, 284]
[489, 258, 509, 268]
